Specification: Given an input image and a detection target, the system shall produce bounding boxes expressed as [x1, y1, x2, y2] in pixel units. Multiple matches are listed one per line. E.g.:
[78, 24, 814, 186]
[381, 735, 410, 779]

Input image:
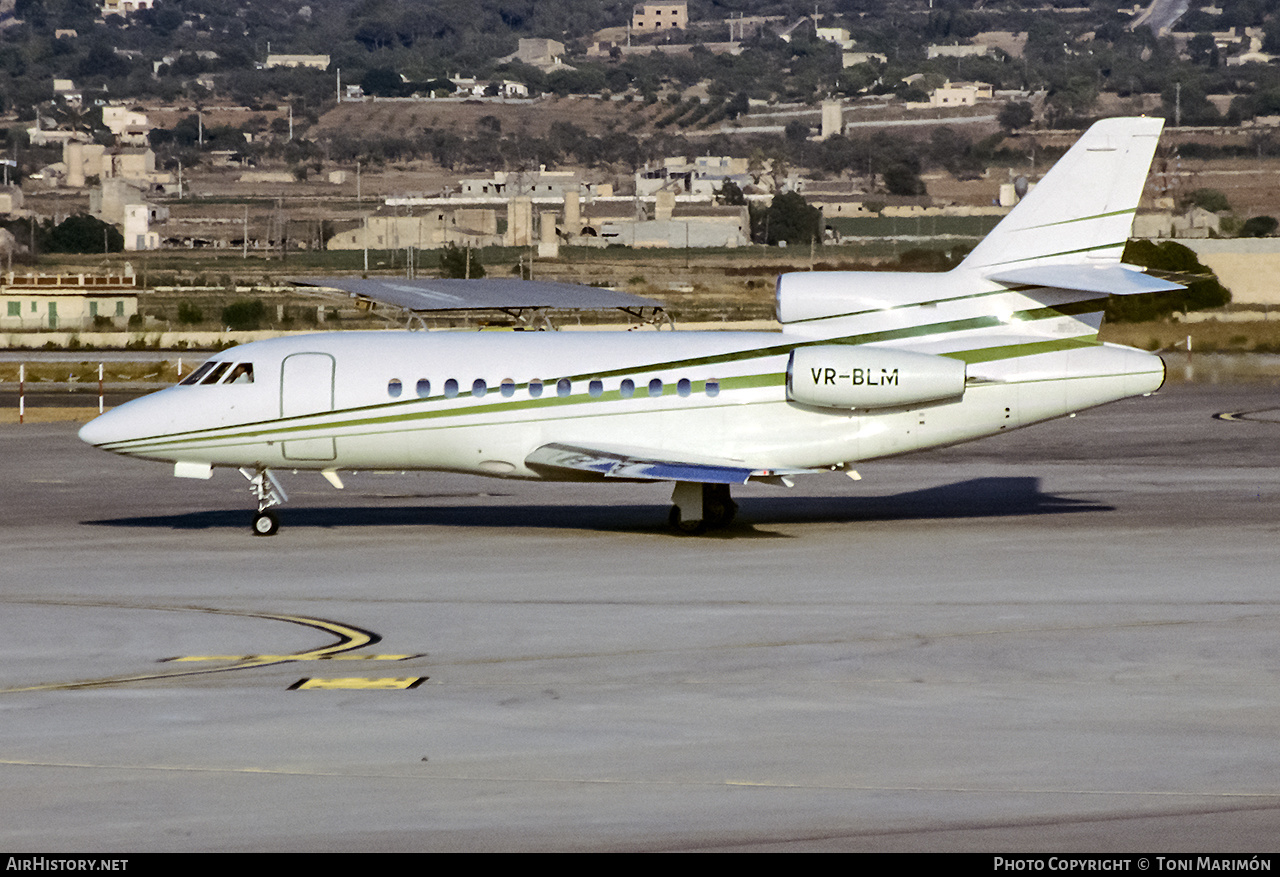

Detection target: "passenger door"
[280, 353, 336, 461]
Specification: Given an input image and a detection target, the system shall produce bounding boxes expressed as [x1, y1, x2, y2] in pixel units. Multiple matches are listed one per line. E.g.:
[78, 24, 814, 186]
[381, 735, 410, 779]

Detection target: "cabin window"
[387, 378, 403, 398]
[201, 362, 231, 385]
[528, 379, 543, 398]
[620, 378, 635, 398]
[500, 379, 515, 397]
[225, 363, 254, 384]
[556, 378, 572, 398]
[706, 379, 720, 397]
[588, 379, 603, 398]
[472, 379, 488, 398]
[416, 379, 431, 398]
[6, 302, 17, 316]
[444, 379, 459, 399]
[648, 378, 663, 397]
[677, 378, 691, 397]
[179, 361, 218, 385]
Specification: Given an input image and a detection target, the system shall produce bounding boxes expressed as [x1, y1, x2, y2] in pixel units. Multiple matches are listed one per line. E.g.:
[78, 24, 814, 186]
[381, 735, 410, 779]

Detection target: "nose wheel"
[240, 467, 288, 536]
[252, 510, 280, 536]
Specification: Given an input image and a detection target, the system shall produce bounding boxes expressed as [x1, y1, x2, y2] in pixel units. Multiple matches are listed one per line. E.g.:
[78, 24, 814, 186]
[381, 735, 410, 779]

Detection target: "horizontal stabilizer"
[526, 442, 818, 485]
[987, 264, 1185, 297]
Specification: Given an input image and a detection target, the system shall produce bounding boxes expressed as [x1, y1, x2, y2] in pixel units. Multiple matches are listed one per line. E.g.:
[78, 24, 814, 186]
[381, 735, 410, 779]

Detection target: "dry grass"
[1100, 320, 1280, 353]
[0, 362, 181, 383]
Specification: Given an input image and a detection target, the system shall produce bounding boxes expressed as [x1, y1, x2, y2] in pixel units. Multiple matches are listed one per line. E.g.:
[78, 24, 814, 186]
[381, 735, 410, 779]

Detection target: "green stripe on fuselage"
[97, 299, 1110, 452]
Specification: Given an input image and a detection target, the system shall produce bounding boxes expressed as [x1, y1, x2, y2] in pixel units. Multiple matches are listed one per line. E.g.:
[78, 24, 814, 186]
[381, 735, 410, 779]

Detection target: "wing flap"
[525, 442, 818, 484]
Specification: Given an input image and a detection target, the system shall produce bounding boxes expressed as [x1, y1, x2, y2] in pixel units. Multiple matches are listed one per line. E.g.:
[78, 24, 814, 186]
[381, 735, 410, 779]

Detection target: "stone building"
[1, 273, 140, 330]
[631, 2, 688, 32]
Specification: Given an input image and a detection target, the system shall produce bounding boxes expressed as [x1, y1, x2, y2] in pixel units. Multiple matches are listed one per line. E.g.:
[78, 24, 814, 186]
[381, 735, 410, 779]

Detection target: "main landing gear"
[240, 467, 288, 536]
[669, 482, 738, 535]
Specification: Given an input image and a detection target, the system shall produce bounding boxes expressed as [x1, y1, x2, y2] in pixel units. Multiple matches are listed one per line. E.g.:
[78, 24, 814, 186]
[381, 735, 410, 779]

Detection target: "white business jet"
[80, 117, 1182, 535]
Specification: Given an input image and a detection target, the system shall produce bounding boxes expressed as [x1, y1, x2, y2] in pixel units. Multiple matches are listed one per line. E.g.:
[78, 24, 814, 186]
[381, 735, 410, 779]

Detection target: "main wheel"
[704, 499, 738, 528]
[668, 505, 707, 535]
[252, 510, 279, 536]
[703, 485, 738, 529]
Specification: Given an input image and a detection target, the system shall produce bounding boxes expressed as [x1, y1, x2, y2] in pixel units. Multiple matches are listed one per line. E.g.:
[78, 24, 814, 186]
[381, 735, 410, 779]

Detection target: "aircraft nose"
[78, 405, 135, 448]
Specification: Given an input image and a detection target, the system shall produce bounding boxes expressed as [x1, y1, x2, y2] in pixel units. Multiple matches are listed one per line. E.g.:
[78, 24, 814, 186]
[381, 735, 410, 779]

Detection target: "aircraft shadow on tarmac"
[84, 476, 1112, 536]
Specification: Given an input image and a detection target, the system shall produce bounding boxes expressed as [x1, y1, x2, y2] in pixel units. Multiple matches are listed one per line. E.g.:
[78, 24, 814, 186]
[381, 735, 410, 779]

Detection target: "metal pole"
[18, 363, 23, 424]
[98, 362, 104, 414]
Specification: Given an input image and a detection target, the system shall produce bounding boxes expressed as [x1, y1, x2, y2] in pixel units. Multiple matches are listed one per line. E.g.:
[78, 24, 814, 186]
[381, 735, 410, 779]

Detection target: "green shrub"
[176, 301, 203, 325]
[221, 299, 267, 331]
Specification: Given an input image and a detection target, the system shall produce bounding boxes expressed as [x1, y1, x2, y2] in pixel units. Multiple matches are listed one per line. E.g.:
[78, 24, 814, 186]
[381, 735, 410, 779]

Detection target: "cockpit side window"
[201, 362, 232, 385]
[179, 361, 218, 386]
[224, 363, 254, 384]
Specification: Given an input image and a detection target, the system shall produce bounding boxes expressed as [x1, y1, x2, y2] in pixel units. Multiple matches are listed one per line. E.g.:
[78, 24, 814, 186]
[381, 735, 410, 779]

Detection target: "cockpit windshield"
[178, 361, 255, 386]
[179, 361, 218, 385]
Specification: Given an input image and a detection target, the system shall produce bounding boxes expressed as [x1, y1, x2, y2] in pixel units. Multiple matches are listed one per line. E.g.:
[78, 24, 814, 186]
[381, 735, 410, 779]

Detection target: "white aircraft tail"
[778, 117, 1180, 345]
[960, 116, 1164, 273]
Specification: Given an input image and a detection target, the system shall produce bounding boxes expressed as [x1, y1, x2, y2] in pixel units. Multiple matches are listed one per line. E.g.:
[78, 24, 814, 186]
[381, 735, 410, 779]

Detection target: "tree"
[1187, 33, 1218, 67]
[758, 192, 821, 247]
[176, 301, 203, 325]
[46, 215, 122, 253]
[784, 119, 809, 143]
[998, 102, 1034, 132]
[725, 92, 749, 120]
[439, 243, 485, 279]
[1183, 188, 1230, 213]
[361, 68, 405, 98]
[882, 162, 926, 196]
[1239, 216, 1278, 238]
[715, 181, 746, 206]
[1110, 240, 1230, 321]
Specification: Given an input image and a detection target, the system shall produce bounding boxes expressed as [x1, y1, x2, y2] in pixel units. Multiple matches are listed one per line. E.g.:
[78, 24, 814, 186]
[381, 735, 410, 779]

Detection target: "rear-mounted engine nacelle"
[788, 345, 967, 410]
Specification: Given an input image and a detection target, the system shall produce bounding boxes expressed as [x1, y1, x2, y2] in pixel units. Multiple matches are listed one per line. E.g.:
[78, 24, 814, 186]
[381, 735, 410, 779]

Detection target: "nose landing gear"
[240, 467, 288, 536]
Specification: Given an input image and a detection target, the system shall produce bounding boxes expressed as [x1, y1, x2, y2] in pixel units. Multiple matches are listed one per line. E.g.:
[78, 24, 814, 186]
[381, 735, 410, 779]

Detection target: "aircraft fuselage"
[80, 327, 1164, 479]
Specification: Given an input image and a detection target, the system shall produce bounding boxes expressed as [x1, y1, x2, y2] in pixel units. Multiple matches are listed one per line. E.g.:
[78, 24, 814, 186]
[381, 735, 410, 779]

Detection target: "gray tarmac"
[4, 377, 1280, 852]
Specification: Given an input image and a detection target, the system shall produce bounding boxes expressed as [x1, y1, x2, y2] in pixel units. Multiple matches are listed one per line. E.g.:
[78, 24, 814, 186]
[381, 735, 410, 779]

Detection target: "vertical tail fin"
[776, 117, 1179, 341]
[961, 117, 1165, 273]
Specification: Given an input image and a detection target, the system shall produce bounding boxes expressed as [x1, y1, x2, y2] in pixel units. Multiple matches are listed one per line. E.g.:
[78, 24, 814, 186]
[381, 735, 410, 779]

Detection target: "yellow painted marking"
[292, 677, 425, 690]
[165, 654, 418, 662]
[0, 609, 391, 693]
[1215, 409, 1280, 423]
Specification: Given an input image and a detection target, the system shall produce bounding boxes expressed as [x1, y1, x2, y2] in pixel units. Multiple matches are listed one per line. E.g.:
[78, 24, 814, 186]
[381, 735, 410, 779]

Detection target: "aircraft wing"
[525, 442, 821, 485]
[292, 277, 665, 312]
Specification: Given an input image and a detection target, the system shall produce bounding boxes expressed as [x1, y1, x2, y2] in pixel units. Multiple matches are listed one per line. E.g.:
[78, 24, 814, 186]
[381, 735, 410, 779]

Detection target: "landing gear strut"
[240, 467, 288, 536]
[669, 482, 738, 534]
